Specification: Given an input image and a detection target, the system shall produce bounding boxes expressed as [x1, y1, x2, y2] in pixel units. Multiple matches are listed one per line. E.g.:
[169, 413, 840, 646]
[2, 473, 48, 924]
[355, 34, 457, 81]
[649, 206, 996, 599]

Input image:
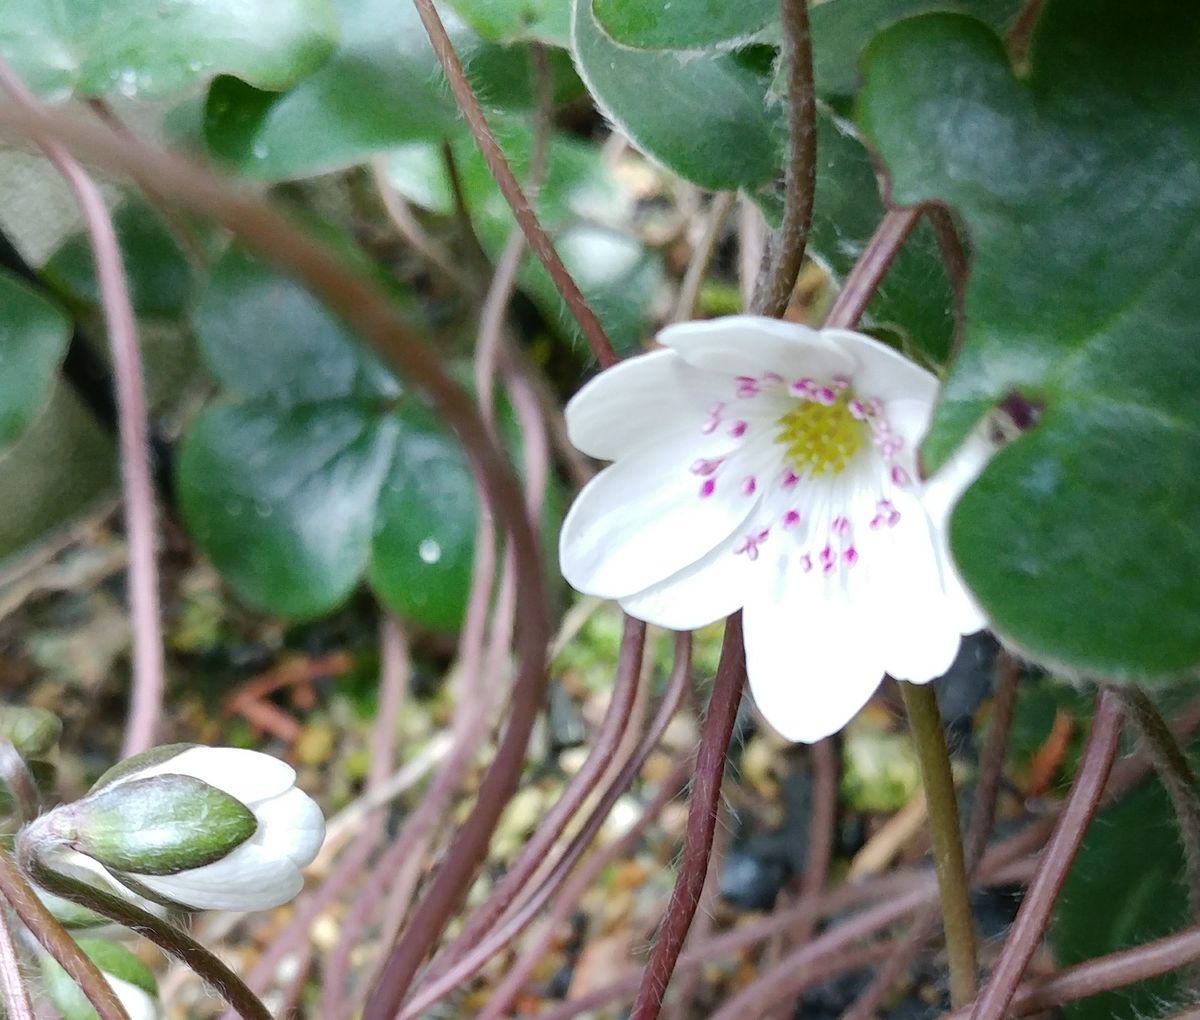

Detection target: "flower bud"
[42, 745, 325, 912]
[0, 705, 61, 758]
[41, 938, 162, 1020]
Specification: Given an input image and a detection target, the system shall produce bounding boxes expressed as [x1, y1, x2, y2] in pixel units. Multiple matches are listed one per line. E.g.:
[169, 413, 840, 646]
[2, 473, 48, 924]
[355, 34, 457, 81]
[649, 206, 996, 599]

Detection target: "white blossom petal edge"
[559, 316, 988, 743]
[106, 746, 325, 911]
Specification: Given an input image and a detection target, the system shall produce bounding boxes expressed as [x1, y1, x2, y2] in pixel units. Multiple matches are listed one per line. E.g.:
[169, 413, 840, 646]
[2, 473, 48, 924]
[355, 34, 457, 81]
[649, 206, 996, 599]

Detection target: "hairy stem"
[411, 0, 618, 367]
[823, 207, 922, 329]
[0, 885, 34, 1020]
[0, 59, 166, 758]
[968, 688, 1124, 1020]
[943, 925, 1200, 1020]
[0, 851, 128, 1020]
[628, 615, 746, 1020]
[752, 0, 817, 317]
[900, 681, 977, 1007]
[841, 652, 1021, 1020]
[0, 739, 38, 823]
[21, 845, 270, 1020]
[1112, 685, 1200, 925]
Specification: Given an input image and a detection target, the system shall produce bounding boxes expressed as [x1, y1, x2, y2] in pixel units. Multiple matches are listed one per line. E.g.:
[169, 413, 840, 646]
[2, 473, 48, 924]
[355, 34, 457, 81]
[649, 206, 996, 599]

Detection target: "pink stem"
[0, 61, 164, 757]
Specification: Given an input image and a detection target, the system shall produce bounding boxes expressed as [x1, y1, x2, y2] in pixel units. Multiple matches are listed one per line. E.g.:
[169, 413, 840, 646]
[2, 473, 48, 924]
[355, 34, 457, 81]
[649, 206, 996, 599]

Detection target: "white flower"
[559, 316, 987, 743]
[95, 746, 325, 912]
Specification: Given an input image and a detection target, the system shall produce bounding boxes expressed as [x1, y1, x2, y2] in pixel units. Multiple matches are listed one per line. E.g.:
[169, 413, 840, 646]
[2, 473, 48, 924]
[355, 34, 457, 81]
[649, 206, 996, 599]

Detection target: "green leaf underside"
[443, 0, 570, 45]
[858, 0, 1200, 677]
[0, 0, 336, 102]
[43, 201, 196, 320]
[90, 743, 195, 793]
[591, 0, 777, 51]
[386, 119, 662, 354]
[571, 0, 781, 192]
[0, 271, 71, 451]
[203, 0, 567, 181]
[178, 249, 485, 629]
[78, 775, 256, 875]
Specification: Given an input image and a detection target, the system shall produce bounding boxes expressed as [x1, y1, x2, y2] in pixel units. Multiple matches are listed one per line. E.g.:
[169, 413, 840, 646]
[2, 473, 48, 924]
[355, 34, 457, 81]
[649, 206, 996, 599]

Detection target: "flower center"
[775, 391, 867, 476]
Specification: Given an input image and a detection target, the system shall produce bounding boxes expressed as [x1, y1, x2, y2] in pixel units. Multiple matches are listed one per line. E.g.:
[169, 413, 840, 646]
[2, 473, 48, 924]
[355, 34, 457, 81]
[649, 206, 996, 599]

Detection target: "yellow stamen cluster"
[776, 394, 866, 476]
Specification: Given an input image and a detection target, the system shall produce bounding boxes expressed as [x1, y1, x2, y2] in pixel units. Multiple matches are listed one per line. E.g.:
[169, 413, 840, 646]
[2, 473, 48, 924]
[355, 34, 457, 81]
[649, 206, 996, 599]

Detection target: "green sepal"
[75, 774, 257, 875]
[89, 743, 196, 793]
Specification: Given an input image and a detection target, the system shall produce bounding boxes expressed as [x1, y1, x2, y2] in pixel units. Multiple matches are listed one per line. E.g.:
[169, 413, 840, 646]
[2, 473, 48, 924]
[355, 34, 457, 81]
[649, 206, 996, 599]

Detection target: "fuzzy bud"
[31, 745, 324, 912]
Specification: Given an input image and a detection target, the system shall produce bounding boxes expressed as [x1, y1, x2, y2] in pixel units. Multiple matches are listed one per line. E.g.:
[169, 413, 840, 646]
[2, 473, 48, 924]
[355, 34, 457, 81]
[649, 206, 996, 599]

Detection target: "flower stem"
[0, 850, 128, 1020]
[752, 0, 817, 317]
[1111, 684, 1200, 926]
[900, 681, 977, 1007]
[0, 881, 35, 1020]
[18, 842, 271, 1020]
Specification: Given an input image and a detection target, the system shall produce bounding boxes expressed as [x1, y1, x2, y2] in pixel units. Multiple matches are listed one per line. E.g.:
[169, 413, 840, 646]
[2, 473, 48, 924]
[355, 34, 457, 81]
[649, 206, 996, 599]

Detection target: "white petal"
[825, 329, 938, 404]
[134, 844, 303, 911]
[131, 747, 296, 805]
[618, 527, 756, 630]
[742, 562, 886, 744]
[559, 431, 760, 599]
[565, 348, 731, 461]
[860, 501, 973, 682]
[659, 316, 854, 381]
[251, 787, 325, 867]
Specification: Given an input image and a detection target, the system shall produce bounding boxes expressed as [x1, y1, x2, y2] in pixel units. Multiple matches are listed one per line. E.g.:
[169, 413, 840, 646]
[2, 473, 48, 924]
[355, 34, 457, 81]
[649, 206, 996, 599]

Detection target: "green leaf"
[571, 0, 782, 192]
[180, 248, 550, 629]
[42, 201, 197, 320]
[443, 0, 570, 45]
[42, 940, 157, 1020]
[75, 774, 257, 875]
[1053, 774, 1188, 1019]
[592, 0, 777, 51]
[858, 1, 1200, 678]
[808, 110, 953, 364]
[203, 0, 558, 180]
[369, 403, 477, 631]
[0, 381, 117, 565]
[179, 400, 399, 618]
[74, 939, 158, 995]
[0, 271, 71, 450]
[0, 0, 336, 102]
[385, 121, 662, 354]
[811, 0, 1022, 100]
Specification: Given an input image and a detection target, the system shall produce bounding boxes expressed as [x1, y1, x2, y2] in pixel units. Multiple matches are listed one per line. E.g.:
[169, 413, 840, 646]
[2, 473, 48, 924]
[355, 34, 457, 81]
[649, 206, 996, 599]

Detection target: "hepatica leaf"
[203, 0, 567, 180]
[179, 248, 507, 630]
[591, 0, 777, 51]
[442, 0, 570, 45]
[0, 271, 71, 451]
[571, 0, 782, 192]
[0, 0, 335, 102]
[859, 0, 1200, 677]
